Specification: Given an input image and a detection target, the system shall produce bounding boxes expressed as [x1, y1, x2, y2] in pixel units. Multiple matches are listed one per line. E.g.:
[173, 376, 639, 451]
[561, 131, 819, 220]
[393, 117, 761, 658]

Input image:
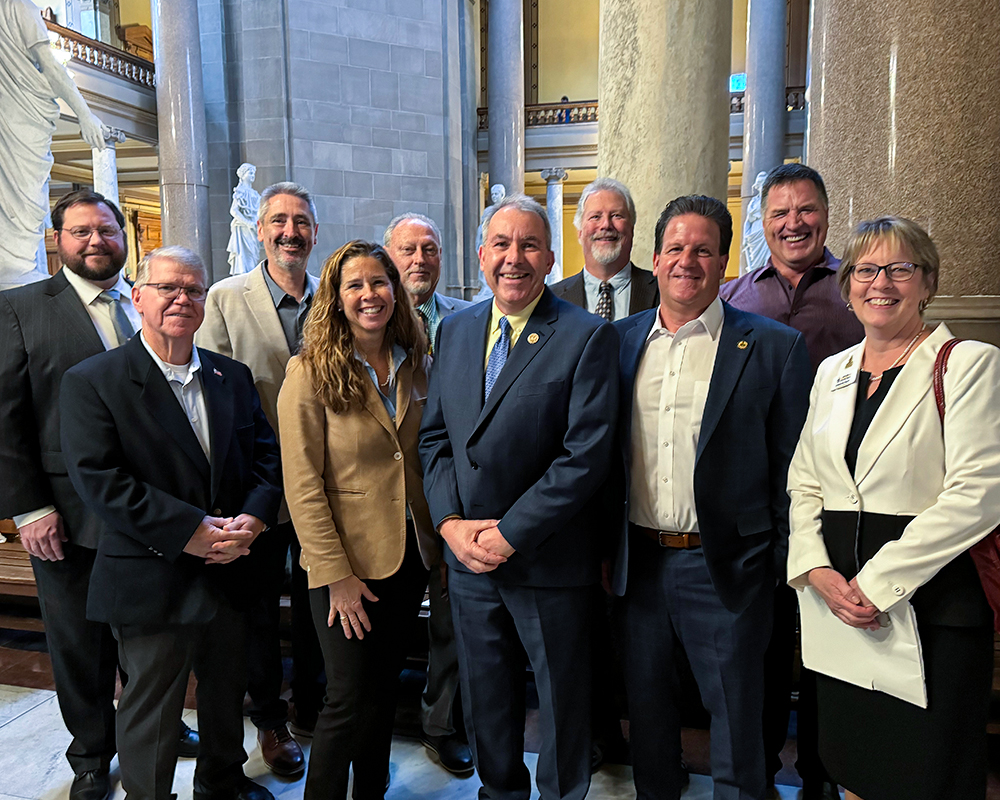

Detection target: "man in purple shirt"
[720, 163, 861, 800]
[721, 163, 863, 373]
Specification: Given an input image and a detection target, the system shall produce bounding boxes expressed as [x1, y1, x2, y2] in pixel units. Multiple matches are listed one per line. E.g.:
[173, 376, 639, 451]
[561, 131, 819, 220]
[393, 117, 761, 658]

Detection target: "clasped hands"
[184, 513, 265, 564]
[808, 567, 882, 631]
[439, 518, 514, 573]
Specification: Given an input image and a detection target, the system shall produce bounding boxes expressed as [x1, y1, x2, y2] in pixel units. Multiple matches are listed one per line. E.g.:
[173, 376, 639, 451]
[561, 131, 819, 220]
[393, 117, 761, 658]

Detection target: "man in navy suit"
[611, 196, 811, 800]
[419, 194, 619, 800]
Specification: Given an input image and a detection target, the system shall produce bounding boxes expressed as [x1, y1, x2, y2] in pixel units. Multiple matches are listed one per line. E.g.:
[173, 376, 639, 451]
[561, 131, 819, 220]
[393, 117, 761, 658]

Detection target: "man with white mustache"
[553, 178, 658, 320]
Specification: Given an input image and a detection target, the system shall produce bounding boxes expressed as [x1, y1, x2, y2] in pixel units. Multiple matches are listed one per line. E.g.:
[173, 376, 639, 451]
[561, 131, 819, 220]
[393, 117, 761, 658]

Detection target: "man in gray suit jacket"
[384, 212, 473, 775]
[552, 178, 658, 320]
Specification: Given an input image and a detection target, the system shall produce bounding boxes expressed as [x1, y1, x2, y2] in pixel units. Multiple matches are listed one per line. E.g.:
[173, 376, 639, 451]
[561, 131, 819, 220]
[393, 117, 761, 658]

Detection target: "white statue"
[740, 170, 771, 275]
[472, 184, 507, 301]
[0, 0, 107, 290]
[226, 163, 261, 276]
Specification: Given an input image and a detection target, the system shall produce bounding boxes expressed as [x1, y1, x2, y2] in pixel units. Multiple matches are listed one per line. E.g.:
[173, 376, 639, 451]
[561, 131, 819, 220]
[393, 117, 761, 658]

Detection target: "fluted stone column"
[741, 0, 787, 216]
[487, 0, 525, 195]
[92, 127, 125, 208]
[807, 0, 1000, 311]
[542, 168, 567, 277]
[599, 0, 732, 269]
[151, 0, 212, 268]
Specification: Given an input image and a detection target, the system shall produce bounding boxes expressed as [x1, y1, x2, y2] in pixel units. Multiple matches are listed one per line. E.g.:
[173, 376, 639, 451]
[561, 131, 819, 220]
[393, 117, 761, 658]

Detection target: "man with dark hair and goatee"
[0, 190, 196, 800]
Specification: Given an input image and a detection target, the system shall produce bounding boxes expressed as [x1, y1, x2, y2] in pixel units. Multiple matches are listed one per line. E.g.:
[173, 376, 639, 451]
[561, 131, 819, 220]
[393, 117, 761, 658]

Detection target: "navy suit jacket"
[419, 287, 619, 587]
[60, 336, 282, 626]
[610, 301, 811, 612]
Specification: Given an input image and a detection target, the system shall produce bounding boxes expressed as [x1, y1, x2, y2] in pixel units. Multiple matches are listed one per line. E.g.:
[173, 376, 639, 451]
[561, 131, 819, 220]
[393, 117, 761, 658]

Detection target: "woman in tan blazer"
[278, 240, 435, 799]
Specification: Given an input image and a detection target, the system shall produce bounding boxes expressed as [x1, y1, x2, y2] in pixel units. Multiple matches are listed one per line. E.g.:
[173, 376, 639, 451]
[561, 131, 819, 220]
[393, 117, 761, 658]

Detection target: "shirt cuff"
[12, 506, 57, 528]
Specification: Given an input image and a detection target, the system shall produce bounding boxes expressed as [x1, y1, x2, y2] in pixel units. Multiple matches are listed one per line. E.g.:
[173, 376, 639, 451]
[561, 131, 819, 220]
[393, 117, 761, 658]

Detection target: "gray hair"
[258, 181, 318, 226]
[135, 246, 209, 288]
[480, 193, 552, 250]
[573, 177, 637, 230]
[383, 213, 442, 249]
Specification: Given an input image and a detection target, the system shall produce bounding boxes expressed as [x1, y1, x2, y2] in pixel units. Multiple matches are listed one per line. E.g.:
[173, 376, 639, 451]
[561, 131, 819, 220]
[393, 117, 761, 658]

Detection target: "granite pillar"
[741, 0, 787, 216]
[598, 0, 732, 269]
[151, 0, 212, 268]
[92, 127, 125, 208]
[542, 167, 567, 279]
[807, 0, 1000, 319]
[487, 0, 525, 195]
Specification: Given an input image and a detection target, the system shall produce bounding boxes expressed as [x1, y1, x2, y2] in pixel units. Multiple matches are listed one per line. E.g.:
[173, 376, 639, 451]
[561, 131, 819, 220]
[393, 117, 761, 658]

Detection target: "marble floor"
[0, 683, 818, 800]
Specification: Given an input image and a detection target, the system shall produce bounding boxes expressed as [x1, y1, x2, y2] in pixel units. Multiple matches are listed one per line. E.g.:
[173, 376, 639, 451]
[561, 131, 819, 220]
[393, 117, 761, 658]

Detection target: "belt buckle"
[657, 531, 686, 548]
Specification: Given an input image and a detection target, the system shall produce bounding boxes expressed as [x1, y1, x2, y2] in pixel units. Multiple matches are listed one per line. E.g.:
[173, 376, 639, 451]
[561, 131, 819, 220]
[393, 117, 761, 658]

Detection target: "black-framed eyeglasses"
[142, 283, 208, 302]
[62, 226, 123, 240]
[850, 262, 920, 283]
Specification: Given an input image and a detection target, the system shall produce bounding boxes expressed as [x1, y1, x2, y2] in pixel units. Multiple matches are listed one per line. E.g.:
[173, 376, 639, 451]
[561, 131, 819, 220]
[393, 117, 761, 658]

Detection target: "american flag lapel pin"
[214, 368, 223, 377]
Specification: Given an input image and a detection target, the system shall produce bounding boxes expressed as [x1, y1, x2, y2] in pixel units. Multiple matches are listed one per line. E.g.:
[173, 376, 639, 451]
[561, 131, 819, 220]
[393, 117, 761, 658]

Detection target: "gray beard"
[591, 239, 623, 266]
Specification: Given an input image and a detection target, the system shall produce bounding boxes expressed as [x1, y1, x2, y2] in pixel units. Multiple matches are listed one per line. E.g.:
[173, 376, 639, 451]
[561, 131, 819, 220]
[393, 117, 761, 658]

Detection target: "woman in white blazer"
[787, 217, 1000, 800]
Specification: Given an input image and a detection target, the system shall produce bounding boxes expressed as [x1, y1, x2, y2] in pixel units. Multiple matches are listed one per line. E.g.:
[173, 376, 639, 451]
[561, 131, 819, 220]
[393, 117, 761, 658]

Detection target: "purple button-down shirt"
[720, 248, 864, 373]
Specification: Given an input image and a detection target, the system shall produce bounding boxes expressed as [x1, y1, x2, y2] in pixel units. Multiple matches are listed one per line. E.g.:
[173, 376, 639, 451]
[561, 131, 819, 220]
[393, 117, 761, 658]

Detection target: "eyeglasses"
[850, 262, 920, 283]
[62, 226, 123, 240]
[141, 283, 208, 302]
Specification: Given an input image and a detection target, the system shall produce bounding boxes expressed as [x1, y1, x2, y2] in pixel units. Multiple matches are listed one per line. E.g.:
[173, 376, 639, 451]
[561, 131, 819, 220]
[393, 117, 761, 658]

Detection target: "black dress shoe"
[420, 731, 474, 775]
[801, 779, 840, 800]
[193, 777, 274, 800]
[70, 769, 111, 800]
[177, 721, 200, 758]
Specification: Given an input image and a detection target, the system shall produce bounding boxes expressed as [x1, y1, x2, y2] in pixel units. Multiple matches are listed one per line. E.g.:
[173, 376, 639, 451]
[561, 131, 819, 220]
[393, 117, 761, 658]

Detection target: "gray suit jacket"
[551, 262, 659, 317]
[435, 291, 472, 318]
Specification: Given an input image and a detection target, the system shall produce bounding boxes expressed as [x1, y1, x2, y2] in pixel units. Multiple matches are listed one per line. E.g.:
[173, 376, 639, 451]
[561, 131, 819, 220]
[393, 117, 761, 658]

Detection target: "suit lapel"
[457, 302, 491, 424]
[564, 273, 586, 308]
[822, 344, 864, 490]
[199, 350, 235, 502]
[472, 291, 557, 436]
[394, 356, 413, 428]
[619, 310, 657, 458]
[47, 270, 105, 355]
[697, 303, 754, 462]
[127, 338, 210, 482]
[244, 266, 291, 374]
[628, 263, 658, 313]
[853, 325, 948, 485]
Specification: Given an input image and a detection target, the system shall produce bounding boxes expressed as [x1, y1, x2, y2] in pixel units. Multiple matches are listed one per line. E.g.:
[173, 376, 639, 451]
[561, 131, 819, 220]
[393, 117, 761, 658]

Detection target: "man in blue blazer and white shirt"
[419, 194, 619, 800]
[611, 196, 811, 800]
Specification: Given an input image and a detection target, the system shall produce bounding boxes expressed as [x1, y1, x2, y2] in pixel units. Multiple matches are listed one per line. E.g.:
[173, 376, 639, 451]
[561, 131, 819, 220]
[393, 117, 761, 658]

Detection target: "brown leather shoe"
[257, 725, 305, 777]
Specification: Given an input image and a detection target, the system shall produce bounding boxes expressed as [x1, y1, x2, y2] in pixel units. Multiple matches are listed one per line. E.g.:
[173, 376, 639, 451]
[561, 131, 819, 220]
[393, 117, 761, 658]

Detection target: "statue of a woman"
[226, 163, 261, 276]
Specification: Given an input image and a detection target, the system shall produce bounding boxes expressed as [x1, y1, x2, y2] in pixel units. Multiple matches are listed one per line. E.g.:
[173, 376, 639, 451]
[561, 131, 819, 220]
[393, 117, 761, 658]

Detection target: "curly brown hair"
[299, 240, 427, 413]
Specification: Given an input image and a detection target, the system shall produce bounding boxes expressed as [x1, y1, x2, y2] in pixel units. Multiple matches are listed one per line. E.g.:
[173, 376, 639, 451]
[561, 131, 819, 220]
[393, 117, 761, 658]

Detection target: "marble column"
[541, 167, 567, 280]
[151, 0, 212, 269]
[487, 0, 525, 195]
[807, 0, 1000, 320]
[92, 127, 125, 208]
[599, 0, 732, 269]
[740, 0, 786, 216]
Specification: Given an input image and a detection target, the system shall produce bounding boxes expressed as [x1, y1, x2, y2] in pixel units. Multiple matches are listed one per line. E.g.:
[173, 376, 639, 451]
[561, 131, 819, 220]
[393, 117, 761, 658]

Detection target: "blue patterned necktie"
[484, 316, 511, 400]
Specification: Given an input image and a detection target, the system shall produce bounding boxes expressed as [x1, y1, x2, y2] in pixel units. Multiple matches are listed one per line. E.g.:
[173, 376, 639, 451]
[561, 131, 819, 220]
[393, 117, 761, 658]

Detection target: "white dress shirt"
[14, 269, 142, 528]
[140, 334, 211, 460]
[62, 267, 142, 351]
[629, 298, 724, 532]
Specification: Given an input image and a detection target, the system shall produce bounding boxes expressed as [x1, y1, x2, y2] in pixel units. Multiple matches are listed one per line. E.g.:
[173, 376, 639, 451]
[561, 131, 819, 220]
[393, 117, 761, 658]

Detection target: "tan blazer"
[278, 353, 439, 588]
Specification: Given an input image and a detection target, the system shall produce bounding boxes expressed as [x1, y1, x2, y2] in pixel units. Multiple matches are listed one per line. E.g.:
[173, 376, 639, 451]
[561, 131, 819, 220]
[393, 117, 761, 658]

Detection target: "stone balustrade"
[45, 20, 155, 89]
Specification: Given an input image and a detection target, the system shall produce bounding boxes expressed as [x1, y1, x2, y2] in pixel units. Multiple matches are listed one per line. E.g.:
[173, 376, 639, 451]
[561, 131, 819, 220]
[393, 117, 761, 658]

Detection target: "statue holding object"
[226, 163, 261, 276]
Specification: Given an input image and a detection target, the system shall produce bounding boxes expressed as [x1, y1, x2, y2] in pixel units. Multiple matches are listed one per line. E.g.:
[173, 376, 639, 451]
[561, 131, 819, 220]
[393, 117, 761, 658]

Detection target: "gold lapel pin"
[737, 340, 748, 350]
[846, 356, 854, 368]
[527, 333, 540, 344]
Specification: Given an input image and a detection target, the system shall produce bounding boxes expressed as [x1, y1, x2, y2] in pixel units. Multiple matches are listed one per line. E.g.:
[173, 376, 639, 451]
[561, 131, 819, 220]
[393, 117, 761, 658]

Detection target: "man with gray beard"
[552, 178, 658, 320]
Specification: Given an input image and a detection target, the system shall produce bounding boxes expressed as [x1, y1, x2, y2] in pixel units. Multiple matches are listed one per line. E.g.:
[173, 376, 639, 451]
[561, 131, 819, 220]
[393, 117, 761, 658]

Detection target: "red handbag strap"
[933, 338, 964, 424]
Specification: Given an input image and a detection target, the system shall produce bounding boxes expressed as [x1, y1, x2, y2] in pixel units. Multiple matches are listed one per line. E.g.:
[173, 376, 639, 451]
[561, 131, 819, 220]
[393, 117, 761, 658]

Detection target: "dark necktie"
[97, 289, 135, 345]
[596, 281, 614, 321]
[418, 309, 432, 355]
[484, 317, 511, 400]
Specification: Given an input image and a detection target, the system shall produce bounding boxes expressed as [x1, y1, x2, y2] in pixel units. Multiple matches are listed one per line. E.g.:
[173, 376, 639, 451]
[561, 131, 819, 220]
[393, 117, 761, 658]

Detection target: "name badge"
[833, 372, 857, 391]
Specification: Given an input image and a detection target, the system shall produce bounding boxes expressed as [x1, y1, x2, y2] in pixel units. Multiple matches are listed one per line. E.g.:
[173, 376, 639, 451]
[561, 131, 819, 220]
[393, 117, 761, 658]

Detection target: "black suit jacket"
[610, 302, 812, 613]
[60, 336, 282, 626]
[419, 288, 619, 587]
[550, 262, 659, 317]
[0, 270, 108, 547]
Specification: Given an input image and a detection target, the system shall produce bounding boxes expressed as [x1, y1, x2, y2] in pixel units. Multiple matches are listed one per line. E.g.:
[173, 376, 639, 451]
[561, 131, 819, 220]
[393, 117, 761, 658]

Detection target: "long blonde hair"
[299, 240, 427, 413]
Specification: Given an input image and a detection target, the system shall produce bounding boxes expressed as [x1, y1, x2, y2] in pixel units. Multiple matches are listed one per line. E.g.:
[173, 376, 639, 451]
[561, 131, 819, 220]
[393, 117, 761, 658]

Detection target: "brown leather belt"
[632, 524, 702, 549]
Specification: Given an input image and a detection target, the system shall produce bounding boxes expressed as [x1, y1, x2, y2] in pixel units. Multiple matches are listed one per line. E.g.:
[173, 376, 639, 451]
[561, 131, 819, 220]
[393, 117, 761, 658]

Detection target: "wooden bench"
[0, 520, 36, 598]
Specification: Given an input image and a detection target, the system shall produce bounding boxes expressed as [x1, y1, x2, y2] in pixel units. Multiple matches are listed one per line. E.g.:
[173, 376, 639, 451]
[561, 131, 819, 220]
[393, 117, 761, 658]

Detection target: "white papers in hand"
[798, 586, 927, 708]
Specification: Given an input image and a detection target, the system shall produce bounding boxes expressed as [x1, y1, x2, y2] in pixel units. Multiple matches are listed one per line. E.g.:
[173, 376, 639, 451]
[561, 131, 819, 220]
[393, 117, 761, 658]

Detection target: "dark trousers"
[421, 562, 461, 738]
[31, 545, 119, 774]
[449, 569, 592, 800]
[245, 521, 326, 730]
[619, 540, 771, 800]
[305, 535, 428, 800]
[113, 599, 249, 800]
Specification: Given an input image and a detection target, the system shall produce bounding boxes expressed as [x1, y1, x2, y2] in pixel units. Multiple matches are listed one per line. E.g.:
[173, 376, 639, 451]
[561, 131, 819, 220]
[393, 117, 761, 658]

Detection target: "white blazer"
[787, 323, 1000, 614]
